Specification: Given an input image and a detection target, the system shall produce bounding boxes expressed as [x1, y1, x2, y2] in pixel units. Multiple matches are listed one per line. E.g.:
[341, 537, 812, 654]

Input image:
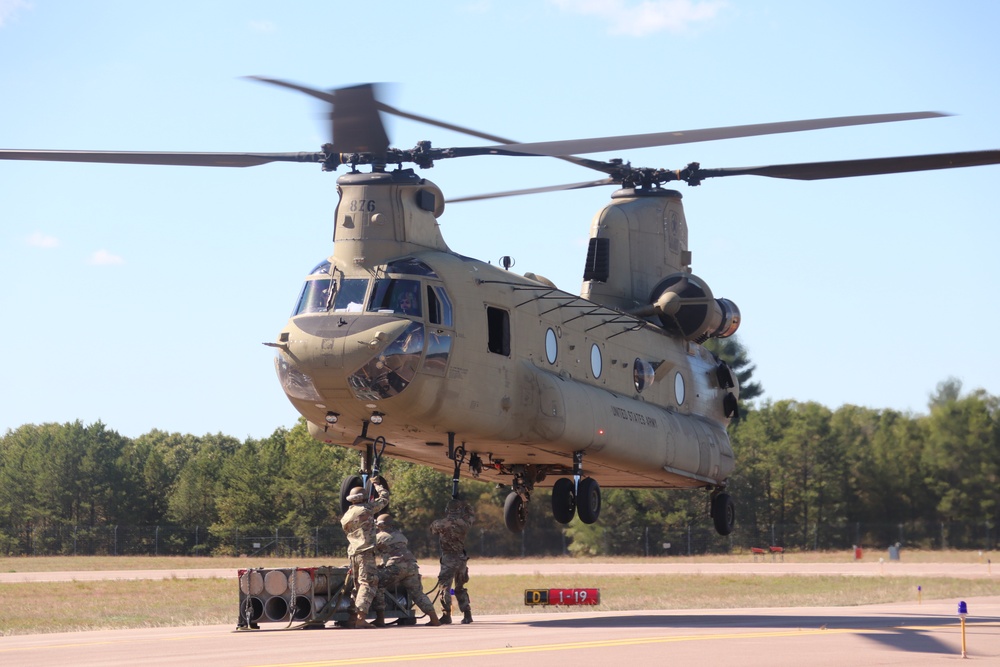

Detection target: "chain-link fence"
[2, 519, 994, 558]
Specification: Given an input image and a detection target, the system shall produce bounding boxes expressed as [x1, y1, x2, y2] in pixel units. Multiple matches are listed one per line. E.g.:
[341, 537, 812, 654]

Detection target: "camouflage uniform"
[340, 478, 389, 621]
[429, 498, 475, 622]
[372, 517, 438, 620]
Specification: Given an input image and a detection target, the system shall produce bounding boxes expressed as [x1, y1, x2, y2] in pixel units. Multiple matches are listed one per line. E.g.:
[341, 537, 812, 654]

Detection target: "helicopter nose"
[282, 317, 414, 374]
[339, 319, 415, 371]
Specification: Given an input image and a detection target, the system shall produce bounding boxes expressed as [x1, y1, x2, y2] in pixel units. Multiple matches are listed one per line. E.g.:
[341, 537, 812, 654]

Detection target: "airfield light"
[325, 411, 339, 425]
[958, 601, 968, 658]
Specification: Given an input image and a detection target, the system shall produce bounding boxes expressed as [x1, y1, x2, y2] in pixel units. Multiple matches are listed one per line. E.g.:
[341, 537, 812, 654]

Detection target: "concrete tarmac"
[2, 598, 999, 667]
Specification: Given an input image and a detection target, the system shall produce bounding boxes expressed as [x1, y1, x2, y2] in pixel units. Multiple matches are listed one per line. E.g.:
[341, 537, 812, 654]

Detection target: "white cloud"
[27, 231, 59, 248]
[0, 0, 31, 28]
[551, 0, 727, 36]
[248, 20, 277, 34]
[88, 249, 125, 266]
[460, 1, 492, 13]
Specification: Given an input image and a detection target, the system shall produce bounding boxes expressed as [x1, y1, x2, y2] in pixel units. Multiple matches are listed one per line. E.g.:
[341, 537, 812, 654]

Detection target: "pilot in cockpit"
[394, 287, 419, 316]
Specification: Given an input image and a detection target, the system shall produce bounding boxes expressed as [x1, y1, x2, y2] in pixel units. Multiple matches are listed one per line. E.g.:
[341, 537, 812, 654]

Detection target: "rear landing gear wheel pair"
[503, 476, 601, 533]
[711, 491, 735, 536]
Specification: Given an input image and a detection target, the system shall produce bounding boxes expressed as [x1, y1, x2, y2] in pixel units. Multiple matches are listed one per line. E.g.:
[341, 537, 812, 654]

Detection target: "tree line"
[1, 378, 997, 558]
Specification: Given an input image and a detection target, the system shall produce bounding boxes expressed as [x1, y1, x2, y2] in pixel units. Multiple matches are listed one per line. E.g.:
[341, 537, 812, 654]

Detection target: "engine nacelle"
[646, 273, 740, 342]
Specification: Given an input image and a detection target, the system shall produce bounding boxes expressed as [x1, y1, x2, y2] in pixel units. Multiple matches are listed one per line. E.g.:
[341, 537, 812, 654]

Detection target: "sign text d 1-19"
[524, 588, 601, 606]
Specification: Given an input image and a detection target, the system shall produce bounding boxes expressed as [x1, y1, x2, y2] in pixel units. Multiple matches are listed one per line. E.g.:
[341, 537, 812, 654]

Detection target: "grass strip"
[2, 574, 998, 636]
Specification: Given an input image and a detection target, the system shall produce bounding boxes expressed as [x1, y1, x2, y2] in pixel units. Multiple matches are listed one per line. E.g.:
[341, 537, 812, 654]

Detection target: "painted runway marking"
[245, 626, 904, 666]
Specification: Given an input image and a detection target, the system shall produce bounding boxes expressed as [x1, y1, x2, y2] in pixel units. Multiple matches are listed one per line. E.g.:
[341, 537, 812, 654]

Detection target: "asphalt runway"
[3, 599, 999, 666]
[2, 562, 998, 666]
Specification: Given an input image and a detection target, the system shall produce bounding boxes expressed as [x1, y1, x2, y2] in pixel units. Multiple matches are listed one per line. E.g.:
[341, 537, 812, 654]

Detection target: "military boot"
[352, 611, 375, 629]
[373, 610, 386, 627]
[461, 609, 473, 624]
[439, 611, 452, 625]
[425, 609, 441, 626]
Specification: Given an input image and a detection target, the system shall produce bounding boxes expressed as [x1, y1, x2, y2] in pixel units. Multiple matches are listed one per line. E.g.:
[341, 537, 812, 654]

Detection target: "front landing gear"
[710, 489, 735, 536]
[339, 433, 388, 513]
[504, 491, 528, 532]
[503, 467, 534, 533]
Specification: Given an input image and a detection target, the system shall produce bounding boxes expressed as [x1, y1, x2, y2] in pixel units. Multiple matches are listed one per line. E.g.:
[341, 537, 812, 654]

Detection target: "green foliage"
[2, 378, 999, 556]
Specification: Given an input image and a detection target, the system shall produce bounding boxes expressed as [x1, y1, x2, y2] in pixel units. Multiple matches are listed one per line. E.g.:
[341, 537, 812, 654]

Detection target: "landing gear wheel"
[576, 477, 601, 524]
[551, 478, 576, 524]
[340, 474, 363, 515]
[711, 492, 735, 536]
[503, 491, 528, 533]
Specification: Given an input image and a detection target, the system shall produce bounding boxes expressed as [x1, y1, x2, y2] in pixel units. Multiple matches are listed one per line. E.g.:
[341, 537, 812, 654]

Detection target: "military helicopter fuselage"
[6, 78, 996, 535]
[274, 169, 741, 532]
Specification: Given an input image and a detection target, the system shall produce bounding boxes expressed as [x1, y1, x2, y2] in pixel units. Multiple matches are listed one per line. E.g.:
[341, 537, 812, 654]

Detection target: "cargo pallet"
[237, 565, 417, 630]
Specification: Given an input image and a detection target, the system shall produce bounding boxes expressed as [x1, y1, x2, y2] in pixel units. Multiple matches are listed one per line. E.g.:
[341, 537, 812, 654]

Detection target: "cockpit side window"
[367, 278, 422, 316]
[427, 285, 453, 327]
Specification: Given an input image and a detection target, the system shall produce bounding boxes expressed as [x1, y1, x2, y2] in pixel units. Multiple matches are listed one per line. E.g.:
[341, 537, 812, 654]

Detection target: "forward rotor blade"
[0, 149, 325, 167]
[449, 178, 618, 203]
[376, 101, 618, 175]
[485, 112, 949, 157]
[248, 76, 617, 175]
[695, 149, 1000, 181]
[245, 75, 336, 104]
[247, 76, 388, 154]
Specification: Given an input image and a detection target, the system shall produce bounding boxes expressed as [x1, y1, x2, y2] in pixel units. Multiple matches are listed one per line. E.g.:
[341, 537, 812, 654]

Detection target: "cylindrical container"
[264, 595, 289, 621]
[264, 570, 289, 596]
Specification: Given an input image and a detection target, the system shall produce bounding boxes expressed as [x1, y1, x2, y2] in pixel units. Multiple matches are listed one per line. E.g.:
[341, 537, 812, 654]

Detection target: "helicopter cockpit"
[283, 257, 455, 403]
[291, 260, 369, 315]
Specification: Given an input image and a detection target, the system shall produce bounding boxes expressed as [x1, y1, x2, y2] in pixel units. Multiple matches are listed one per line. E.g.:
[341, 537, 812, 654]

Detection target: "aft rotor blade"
[486, 112, 949, 157]
[0, 149, 325, 167]
[694, 149, 1000, 181]
[450, 178, 618, 203]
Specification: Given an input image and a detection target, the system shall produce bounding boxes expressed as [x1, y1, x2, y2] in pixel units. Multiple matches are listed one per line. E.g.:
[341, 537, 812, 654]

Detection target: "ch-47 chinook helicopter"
[4, 78, 1000, 535]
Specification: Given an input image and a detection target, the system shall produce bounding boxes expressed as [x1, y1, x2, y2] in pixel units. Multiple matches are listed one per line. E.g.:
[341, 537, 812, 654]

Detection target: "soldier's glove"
[373, 475, 387, 487]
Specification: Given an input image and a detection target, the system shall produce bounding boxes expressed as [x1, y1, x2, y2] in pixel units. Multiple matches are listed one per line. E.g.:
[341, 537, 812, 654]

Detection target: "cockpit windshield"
[292, 264, 369, 316]
[367, 278, 422, 317]
[331, 278, 368, 312]
[292, 279, 332, 316]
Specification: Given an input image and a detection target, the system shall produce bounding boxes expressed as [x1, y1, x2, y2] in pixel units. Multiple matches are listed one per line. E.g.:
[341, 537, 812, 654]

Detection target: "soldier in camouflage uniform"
[340, 476, 389, 629]
[429, 496, 475, 624]
[372, 514, 441, 626]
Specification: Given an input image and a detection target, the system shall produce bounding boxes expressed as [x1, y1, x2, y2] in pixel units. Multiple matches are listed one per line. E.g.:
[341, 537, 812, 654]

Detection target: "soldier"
[372, 514, 441, 626]
[340, 476, 389, 629]
[429, 496, 475, 624]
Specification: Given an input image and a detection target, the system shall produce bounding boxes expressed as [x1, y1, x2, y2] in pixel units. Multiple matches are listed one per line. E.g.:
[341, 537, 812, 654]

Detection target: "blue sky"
[2, 1, 998, 439]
